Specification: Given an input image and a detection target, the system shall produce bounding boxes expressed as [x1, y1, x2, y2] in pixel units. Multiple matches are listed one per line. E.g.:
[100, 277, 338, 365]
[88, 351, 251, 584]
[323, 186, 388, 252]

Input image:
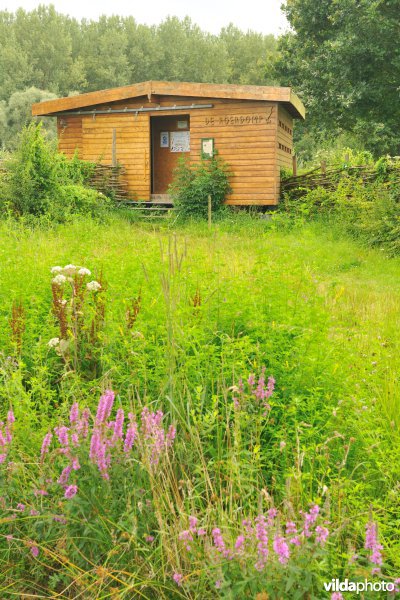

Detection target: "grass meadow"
[0, 213, 399, 598]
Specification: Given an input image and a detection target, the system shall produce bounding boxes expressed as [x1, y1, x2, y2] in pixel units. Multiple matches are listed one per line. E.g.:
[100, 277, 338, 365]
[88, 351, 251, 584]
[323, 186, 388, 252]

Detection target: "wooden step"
[150, 194, 173, 205]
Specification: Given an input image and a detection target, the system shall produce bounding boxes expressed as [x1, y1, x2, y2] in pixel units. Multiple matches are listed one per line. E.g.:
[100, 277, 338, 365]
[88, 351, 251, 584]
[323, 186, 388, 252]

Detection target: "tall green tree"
[221, 24, 278, 85]
[0, 88, 57, 149]
[277, 0, 400, 156]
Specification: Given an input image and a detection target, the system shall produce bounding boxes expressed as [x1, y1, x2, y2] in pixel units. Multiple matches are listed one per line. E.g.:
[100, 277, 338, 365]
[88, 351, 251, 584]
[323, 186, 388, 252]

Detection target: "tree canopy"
[277, 0, 400, 156]
[0, 2, 399, 158]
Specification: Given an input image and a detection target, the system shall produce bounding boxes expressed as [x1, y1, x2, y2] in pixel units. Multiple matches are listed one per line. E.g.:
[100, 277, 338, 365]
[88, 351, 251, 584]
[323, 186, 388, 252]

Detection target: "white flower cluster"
[48, 337, 60, 348]
[51, 264, 99, 287]
[86, 280, 102, 291]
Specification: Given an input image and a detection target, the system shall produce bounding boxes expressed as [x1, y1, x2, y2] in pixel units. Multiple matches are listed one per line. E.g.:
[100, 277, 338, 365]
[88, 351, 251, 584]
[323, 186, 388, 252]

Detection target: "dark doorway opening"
[150, 115, 190, 194]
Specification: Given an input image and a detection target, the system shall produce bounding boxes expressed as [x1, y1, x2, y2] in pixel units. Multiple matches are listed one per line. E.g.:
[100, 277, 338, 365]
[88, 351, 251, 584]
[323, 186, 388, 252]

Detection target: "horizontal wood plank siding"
[81, 113, 150, 200]
[57, 116, 82, 156]
[190, 100, 278, 205]
[55, 93, 300, 206]
[276, 106, 294, 200]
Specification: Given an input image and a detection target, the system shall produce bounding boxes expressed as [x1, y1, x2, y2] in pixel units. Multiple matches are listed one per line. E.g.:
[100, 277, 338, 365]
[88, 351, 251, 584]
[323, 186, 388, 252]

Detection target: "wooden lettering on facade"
[205, 108, 273, 127]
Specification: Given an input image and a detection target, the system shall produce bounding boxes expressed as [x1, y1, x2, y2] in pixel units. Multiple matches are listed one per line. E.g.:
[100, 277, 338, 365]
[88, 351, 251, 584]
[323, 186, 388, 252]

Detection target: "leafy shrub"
[1, 121, 58, 216]
[0, 122, 109, 222]
[280, 158, 400, 255]
[169, 155, 232, 219]
[58, 184, 110, 220]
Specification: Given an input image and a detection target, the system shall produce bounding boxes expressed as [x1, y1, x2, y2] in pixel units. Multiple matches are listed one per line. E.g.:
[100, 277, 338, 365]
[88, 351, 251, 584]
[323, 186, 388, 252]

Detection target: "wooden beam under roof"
[32, 80, 305, 119]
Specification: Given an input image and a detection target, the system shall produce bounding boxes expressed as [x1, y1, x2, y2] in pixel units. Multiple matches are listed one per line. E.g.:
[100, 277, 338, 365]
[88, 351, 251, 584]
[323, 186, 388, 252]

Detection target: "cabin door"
[151, 115, 190, 194]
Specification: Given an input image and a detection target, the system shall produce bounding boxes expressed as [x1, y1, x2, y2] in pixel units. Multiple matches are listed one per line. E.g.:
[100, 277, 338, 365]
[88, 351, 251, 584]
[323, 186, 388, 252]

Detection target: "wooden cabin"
[32, 81, 305, 206]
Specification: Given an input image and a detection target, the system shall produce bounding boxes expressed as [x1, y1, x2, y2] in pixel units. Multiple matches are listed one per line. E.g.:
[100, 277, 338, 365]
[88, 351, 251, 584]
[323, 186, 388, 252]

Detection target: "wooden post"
[208, 195, 212, 230]
[112, 128, 117, 167]
[321, 160, 326, 174]
[292, 155, 297, 177]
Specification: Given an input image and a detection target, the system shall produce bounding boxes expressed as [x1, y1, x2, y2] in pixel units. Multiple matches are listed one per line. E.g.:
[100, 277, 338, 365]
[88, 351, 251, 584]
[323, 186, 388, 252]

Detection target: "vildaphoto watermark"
[324, 579, 396, 594]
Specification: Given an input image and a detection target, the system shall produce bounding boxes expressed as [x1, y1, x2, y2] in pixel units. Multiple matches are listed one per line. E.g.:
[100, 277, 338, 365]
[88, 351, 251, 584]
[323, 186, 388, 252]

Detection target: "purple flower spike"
[40, 432, 53, 460]
[365, 521, 383, 566]
[273, 535, 290, 564]
[64, 485, 78, 499]
[112, 408, 125, 442]
[96, 390, 115, 424]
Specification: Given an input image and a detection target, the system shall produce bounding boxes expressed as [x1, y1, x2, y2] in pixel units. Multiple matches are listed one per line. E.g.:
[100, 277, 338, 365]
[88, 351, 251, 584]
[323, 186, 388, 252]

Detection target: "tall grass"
[0, 214, 399, 597]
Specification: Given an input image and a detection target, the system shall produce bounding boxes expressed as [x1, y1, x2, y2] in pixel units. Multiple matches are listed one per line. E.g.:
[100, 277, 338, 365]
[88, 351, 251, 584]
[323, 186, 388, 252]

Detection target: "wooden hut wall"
[57, 95, 289, 205]
[57, 115, 83, 156]
[189, 98, 278, 205]
[277, 106, 294, 171]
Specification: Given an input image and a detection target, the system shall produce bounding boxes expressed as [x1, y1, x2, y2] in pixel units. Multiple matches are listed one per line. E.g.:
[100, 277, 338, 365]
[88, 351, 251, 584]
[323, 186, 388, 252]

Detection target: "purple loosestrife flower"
[290, 535, 301, 546]
[30, 509, 39, 516]
[96, 441, 111, 479]
[89, 429, 101, 462]
[303, 504, 319, 538]
[331, 594, 344, 600]
[64, 485, 78, 499]
[255, 367, 266, 400]
[58, 464, 72, 486]
[248, 374, 256, 387]
[40, 432, 53, 460]
[286, 521, 297, 535]
[96, 390, 115, 425]
[365, 521, 383, 566]
[54, 515, 67, 524]
[267, 507, 278, 526]
[69, 403, 79, 425]
[197, 528, 207, 536]
[54, 426, 69, 447]
[124, 414, 138, 452]
[71, 433, 79, 447]
[173, 573, 183, 586]
[273, 535, 290, 564]
[7, 411, 15, 424]
[212, 528, 232, 558]
[315, 525, 329, 545]
[166, 425, 176, 446]
[189, 516, 198, 532]
[30, 545, 39, 557]
[266, 376, 275, 398]
[16, 503, 25, 511]
[179, 529, 194, 551]
[255, 515, 269, 571]
[235, 534, 245, 552]
[77, 408, 90, 438]
[4, 425, 12, 444]
[242, 518, 254, 538]
[0, 431, 6, 447]
[112, 408, 125, 442]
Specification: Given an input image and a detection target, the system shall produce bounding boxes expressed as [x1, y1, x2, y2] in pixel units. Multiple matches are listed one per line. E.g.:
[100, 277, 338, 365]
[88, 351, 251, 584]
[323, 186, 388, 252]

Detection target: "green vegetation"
[280, 153, 400, 256]
[277, 0, 400, 158]
[0, 214, 399, 596]
[169, 155, 232, 218]
[1, 2, 399, 159]
[0, 123, 109, 222]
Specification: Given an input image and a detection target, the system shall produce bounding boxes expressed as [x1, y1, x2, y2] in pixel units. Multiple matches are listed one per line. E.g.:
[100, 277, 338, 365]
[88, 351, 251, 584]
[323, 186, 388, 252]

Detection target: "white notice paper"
[170, 131, 190, 152]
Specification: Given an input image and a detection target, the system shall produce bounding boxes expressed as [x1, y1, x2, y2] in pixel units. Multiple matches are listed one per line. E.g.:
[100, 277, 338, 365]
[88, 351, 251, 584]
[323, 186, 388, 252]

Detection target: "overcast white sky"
[2, 0, 289, 35]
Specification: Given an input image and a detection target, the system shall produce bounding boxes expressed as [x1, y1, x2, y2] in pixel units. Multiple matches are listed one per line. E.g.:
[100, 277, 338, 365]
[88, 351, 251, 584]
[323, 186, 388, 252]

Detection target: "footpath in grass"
[0, 215, 399, 597]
